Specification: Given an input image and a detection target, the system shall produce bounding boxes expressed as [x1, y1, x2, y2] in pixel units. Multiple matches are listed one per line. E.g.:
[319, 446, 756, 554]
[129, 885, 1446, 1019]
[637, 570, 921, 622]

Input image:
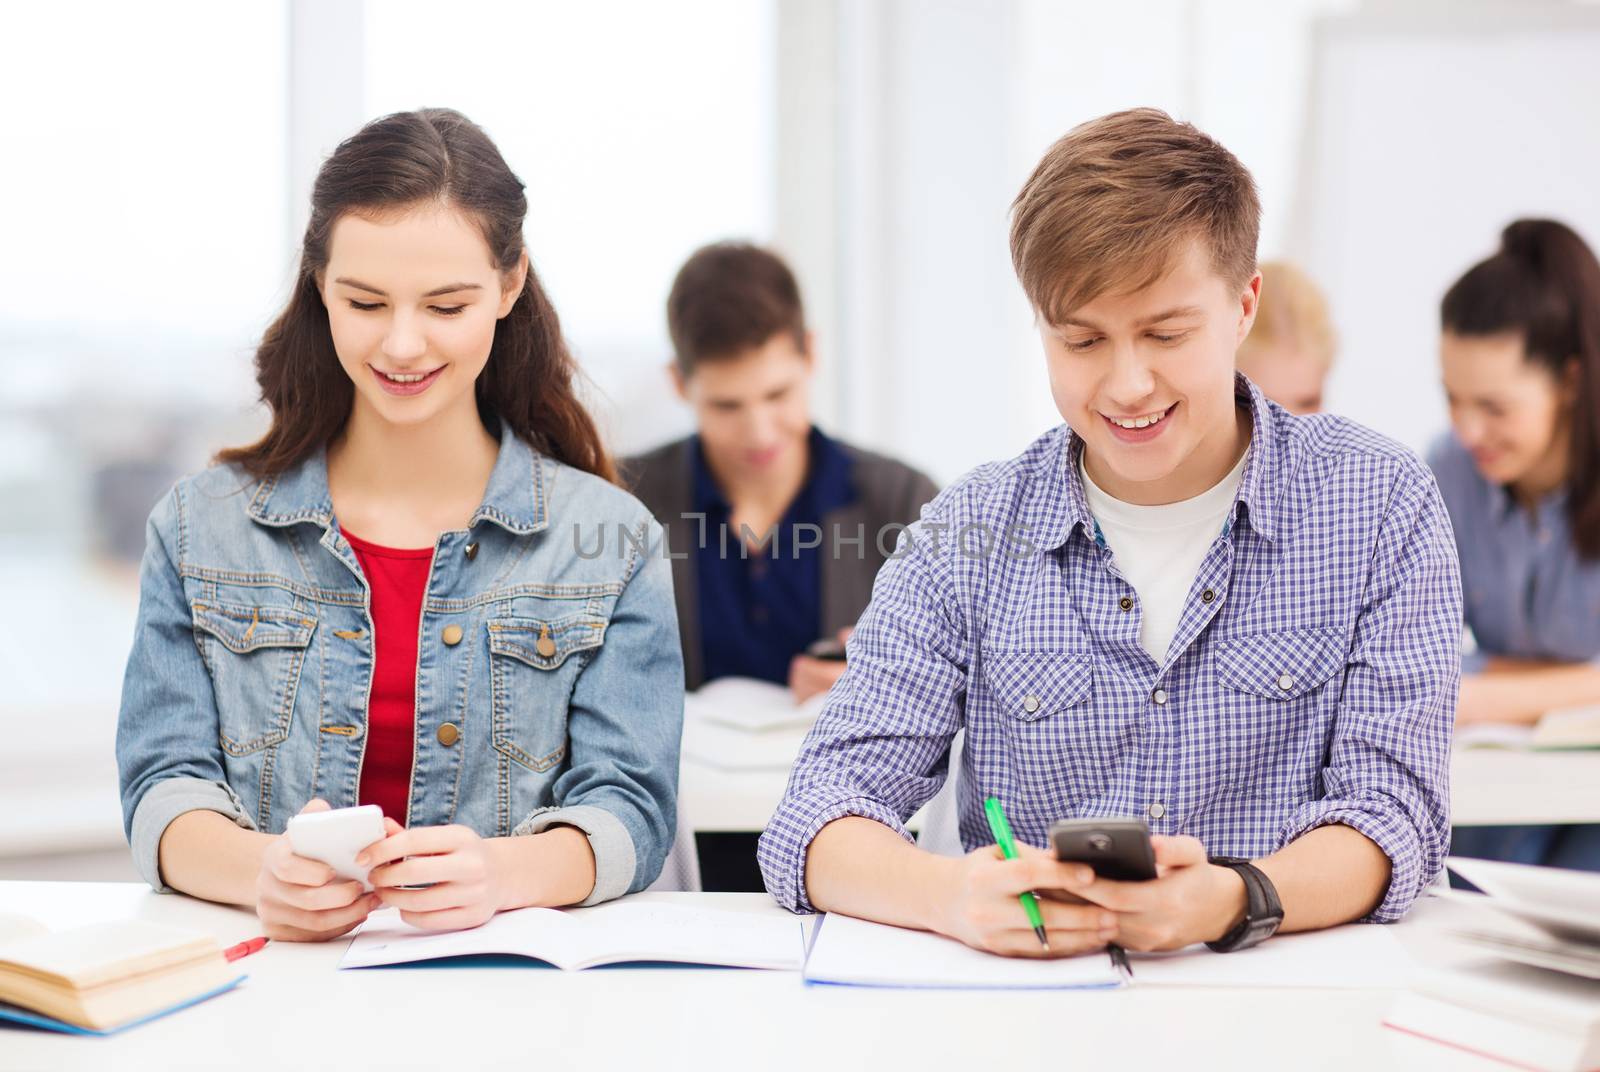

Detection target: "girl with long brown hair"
[116, 109, 683, 939]
[1433, 218, 1600, 873]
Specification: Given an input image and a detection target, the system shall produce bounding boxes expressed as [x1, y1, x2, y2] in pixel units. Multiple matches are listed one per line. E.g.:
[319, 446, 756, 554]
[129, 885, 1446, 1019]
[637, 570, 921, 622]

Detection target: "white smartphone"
[286, 805, 387, 892]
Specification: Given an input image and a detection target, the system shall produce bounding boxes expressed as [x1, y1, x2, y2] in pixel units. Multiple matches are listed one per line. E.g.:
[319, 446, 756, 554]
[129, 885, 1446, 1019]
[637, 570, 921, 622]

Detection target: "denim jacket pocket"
[190, 600, 317, 756]
[981, 649, 1103, 803]
[1213, 627, 1346, 800]
[487, 613, 606, 772]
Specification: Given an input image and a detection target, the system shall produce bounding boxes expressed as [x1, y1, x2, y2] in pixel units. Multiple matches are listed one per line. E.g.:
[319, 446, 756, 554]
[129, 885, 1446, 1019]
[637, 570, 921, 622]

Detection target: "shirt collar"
[689, 426, 855, 517]
[1043, 371, 1281, 552]
[1489, 479, 1568, 525]
[246, 420, 550, 535]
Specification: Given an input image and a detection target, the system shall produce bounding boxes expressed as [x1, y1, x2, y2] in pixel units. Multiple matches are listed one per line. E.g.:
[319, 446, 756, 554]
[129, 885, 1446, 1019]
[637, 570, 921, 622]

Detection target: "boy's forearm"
[803, 816, 960, 931]
[1256, 824, 1390, 932]
[158, 810, 276, 907]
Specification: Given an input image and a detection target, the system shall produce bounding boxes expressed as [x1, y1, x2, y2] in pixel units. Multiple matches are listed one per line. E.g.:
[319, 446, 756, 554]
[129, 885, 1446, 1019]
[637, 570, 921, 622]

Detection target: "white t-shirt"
[1079, 449, 1248, 665]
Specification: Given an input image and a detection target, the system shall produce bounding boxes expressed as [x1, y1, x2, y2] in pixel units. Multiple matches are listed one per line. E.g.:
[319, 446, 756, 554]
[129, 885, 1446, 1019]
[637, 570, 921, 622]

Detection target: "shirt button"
[1277, 673, 1294, 691]
[1118, 596, 1134, 612]
[1023, 695, 1040, 714]
[436, 722, 460, 747]
[442, 625, 464, 646]
[1152, 688, 1167, 705]
[1201, 588, 1216, 604]
[1147, 801, 1166, 820]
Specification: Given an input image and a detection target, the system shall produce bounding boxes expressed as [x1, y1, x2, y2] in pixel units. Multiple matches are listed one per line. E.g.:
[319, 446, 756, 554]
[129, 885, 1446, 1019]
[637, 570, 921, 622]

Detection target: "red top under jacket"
[342, 528, 432, 827]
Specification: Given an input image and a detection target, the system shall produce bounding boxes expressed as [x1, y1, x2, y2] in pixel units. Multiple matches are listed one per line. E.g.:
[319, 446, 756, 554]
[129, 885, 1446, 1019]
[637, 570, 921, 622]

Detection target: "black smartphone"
[1050, 817, 1158, 882]
[805, 638, 848, 662]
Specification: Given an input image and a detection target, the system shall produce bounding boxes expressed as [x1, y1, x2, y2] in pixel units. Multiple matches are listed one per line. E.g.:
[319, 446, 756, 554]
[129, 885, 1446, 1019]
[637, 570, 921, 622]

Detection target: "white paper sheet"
[802, 913, 1122, 990]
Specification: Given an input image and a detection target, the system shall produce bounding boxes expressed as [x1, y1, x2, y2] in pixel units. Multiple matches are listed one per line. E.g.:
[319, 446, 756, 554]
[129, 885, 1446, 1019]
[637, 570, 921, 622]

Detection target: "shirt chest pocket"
[981, 650, 1111, 805]
[1212, 628, 1346, 800]
[191, 601, 317, 756]
[487, 614, 606, 773]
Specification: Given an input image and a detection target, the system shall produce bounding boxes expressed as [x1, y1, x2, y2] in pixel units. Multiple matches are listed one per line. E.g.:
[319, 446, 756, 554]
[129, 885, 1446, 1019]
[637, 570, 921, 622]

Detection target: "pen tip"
[1035, 926, 1050, 950]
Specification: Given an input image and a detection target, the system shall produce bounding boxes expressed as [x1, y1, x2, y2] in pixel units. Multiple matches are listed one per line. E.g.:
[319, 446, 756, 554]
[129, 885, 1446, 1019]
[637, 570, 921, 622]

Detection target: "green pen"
[983, 796, 1049, 950]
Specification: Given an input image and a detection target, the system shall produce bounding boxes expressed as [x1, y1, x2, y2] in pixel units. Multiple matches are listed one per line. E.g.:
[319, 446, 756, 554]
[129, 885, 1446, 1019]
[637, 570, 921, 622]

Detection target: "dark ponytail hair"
[218, 108, 615, 484]
[1441, 219, 1600, 558]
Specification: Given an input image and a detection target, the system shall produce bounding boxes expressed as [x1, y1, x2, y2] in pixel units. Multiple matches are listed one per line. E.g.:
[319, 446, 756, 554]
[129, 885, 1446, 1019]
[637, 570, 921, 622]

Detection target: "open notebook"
[342, 898, 809, 971]
[802, 912, 1417, 990]
[0, 914, 243, 1035]
[1455, 705, 1600, 751]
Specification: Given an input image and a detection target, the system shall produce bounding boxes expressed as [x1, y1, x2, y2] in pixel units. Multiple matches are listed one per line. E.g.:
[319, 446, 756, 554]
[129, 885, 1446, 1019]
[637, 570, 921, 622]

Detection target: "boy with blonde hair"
[759, 109, 1460, 956]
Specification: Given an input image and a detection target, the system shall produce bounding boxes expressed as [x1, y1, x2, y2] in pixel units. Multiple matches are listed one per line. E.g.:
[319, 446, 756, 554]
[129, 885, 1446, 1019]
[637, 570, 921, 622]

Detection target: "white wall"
[812, 0, 1364, 484]
[1297, 4, 1600, 453]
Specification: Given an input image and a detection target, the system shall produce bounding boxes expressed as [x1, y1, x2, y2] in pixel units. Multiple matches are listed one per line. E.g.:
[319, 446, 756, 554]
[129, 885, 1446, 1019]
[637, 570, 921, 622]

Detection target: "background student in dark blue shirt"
[1431, 218, 1600, 873]
[625, 242, 937, 699]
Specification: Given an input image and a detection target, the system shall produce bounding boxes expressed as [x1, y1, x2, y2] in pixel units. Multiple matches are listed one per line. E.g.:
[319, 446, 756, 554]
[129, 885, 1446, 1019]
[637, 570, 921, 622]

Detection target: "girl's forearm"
[158, 810, 276, 907]
[489, 826, 598, 909]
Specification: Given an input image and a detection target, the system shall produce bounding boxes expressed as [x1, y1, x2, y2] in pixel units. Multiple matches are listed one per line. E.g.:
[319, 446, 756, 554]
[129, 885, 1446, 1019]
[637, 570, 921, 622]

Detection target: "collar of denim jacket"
[245, 420, 550, 535]
[1043, 371, 1281, 552]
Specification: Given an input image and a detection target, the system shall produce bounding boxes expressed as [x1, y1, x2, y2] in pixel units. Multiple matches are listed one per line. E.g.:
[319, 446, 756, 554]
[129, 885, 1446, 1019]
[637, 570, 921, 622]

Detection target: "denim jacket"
[116, 423, 684, 904]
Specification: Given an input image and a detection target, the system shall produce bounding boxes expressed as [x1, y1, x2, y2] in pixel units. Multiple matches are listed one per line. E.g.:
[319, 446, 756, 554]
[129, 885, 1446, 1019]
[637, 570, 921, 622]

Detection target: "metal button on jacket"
[442, 625, 464, 646]
[1118, 596, 1134, 612]
[1201, 588, 1216, 604]
[436, 722, 460, 747]
[464, 542, 479, 561]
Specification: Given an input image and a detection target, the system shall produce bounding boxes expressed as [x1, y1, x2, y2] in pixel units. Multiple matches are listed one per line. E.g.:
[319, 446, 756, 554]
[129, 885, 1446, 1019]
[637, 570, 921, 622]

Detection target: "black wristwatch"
[1206, 856, 1283, 953]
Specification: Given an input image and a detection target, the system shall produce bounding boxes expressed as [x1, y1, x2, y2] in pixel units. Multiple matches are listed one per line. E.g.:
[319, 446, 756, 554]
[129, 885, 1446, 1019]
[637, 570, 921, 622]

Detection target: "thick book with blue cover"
[0, 916, 243, 1034]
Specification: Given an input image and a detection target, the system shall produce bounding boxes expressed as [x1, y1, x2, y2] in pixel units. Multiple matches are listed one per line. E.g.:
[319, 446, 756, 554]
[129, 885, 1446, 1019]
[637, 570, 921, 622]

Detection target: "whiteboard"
[1293, 5, 1600, 455]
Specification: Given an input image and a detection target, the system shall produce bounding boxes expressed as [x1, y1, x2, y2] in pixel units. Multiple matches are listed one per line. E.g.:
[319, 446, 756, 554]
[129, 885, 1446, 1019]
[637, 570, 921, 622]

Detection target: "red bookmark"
[224, 936, 270, 962]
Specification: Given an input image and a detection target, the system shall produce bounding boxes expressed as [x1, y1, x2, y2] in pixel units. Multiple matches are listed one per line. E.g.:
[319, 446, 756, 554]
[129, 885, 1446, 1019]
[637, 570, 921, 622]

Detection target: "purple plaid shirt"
[758, 377, 1460, 921]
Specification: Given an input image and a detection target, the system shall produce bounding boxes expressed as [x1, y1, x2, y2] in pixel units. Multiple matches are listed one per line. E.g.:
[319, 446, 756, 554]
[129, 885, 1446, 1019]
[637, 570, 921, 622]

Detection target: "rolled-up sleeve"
[524, 519, 684, 905]
[758, 507, 971, 913]
[1277, 466, 1461, 922]
[117, 488, 255, 893]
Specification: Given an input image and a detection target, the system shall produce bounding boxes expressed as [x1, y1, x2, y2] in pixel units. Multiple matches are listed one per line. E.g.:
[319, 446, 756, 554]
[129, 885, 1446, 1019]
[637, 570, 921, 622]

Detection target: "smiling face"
[1440, 330, 1572, 492]
[318, 203, 524, 430]
[1042, 239, 1260, 504]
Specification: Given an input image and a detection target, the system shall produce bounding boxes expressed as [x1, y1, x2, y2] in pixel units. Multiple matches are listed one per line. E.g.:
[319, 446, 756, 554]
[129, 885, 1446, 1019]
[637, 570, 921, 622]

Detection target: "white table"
[1450, 748, 1600, 826]
[0, 882, 1513, 1071]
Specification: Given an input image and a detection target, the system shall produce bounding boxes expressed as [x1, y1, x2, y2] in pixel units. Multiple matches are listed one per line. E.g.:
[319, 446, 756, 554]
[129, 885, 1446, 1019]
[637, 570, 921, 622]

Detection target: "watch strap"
[1206, 856, 1283, 953]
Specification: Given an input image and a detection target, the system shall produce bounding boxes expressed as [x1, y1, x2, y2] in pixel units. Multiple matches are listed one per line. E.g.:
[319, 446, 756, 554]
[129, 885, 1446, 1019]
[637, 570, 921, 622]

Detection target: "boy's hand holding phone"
[1065, 834, 1250, 951]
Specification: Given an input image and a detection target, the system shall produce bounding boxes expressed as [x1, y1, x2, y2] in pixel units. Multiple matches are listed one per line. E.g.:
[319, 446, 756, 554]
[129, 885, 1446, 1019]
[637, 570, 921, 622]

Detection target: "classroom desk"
[0, 882, 1507, 1072]
[1451, 747, 1600, 826]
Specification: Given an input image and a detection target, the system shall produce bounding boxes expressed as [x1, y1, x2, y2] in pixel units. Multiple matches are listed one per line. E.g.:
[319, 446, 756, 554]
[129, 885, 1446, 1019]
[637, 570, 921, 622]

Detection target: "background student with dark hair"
[1432, 218, 1600, 873]
[625, 242, 937, 701]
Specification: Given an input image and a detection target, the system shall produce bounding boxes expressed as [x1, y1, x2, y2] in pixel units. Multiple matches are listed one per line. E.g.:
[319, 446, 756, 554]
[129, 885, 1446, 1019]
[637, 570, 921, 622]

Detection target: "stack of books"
[1384, 858, 1600, 1071]
[0, 914, 243, 1035]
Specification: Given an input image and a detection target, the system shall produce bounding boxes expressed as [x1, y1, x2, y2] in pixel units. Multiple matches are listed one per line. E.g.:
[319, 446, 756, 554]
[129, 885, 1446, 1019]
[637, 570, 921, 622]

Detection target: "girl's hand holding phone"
[359, 822, 514, 932]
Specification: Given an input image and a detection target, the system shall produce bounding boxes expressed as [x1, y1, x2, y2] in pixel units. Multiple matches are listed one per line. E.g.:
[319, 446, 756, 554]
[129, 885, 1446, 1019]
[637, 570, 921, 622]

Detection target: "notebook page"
[340, 907, 585, 969]
[341, 902, 805, 970]
[562, 901, 806, 969]
[0, 921, 216, 989]
[803, 913, 1122, 989]
[0, 914, 48, 947]
[688, 677, 825, 733]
